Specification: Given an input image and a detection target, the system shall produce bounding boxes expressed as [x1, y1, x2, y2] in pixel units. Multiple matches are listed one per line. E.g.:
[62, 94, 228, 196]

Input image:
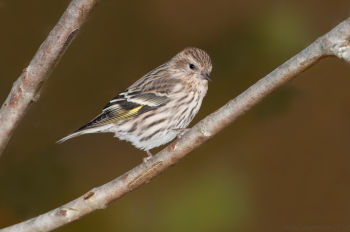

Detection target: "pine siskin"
[58, 47, 212, 161]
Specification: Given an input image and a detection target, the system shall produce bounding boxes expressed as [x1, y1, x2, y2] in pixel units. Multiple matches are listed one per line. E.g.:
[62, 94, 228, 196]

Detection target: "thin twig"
[1, 16, 350, 232]
[0, 0, 98, 157]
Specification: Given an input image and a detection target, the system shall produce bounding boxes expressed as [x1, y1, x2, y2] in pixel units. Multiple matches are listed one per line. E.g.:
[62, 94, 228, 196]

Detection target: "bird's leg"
[143, 150, 153, 163]
[173, 128, 190, 139]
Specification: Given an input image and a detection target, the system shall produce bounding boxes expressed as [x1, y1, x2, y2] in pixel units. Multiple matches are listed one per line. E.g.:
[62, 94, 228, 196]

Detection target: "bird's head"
[170, 47, 212, 82]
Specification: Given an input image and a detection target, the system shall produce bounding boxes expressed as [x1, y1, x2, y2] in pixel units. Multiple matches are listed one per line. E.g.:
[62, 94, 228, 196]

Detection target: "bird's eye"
[189, 64, 196, 70]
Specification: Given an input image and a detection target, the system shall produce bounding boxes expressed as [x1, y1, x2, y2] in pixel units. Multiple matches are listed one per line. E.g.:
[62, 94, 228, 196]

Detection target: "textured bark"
[1, 14, 349, 232]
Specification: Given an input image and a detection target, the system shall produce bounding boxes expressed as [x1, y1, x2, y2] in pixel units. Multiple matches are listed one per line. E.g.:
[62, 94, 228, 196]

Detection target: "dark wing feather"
[75, 92, 170, 132]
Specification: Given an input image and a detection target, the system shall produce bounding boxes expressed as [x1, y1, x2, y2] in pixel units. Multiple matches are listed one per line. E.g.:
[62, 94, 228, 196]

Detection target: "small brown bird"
[58, 47, 212, 161]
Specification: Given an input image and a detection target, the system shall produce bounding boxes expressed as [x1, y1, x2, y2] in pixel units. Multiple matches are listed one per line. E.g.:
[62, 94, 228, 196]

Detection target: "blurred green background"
[1, 0, 350, 231]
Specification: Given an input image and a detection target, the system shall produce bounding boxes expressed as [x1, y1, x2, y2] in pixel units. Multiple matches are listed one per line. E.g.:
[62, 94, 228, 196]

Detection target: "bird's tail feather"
[57, 111, 116, 144]
[57, 126, 108, 144]
[57, 131, 84, 144]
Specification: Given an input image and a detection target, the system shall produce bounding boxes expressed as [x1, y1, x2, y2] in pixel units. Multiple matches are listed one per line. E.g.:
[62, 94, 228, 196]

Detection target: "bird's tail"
[57, 131, 85, 144]
[57, 126, 109, 144]
[57, 111, 116, 144]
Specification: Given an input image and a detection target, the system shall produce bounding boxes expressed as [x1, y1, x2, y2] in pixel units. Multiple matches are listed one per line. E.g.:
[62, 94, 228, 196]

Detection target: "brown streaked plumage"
[58, 47, 212, 162]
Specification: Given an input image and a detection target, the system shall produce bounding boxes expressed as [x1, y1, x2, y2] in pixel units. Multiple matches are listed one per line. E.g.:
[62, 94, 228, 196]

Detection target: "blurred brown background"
[1, 0, 350, 231]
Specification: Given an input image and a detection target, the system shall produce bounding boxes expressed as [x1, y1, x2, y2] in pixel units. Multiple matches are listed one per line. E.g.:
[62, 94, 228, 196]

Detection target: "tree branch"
[0, 0, 98, 157]
[1, 16, 350, 232]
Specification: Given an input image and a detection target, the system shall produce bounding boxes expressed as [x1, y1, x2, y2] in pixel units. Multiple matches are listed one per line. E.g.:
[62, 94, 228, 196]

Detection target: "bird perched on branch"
[58, 47, 212, 162]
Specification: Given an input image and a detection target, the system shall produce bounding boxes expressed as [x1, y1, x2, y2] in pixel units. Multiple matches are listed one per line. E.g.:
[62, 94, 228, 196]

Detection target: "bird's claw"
[143, 150, 153, 163]
[173, 128, 190, 139]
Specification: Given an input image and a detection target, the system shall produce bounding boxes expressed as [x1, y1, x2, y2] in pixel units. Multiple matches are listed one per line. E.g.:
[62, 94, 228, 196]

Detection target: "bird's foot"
[173, 128, 190, 139]
[143, 150, 153, 163]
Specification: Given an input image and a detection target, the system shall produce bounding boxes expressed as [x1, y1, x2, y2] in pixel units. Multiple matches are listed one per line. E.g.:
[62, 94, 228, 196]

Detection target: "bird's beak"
[201, 71, 211, 81]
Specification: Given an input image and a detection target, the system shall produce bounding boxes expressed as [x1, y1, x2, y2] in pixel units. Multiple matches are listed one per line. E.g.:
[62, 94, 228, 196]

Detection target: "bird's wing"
[75, 90, 170, 132]
[76, 63, 180, 132]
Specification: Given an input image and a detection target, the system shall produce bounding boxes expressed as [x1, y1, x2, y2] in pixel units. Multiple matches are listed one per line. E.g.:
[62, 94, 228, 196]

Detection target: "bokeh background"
[1, 0, 350, 231]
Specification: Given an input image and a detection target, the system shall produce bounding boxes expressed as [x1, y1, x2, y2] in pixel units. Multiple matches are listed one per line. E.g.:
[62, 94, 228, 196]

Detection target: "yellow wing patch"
[113, 105, 143, 121]
[97, 104, 144, 126]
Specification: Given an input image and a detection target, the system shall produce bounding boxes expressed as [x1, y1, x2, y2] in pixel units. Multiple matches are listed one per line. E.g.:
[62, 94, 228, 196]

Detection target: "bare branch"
[1, 16, 350, 232]
[0, 0, 98, 157]
[322, 18, 350, 61]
